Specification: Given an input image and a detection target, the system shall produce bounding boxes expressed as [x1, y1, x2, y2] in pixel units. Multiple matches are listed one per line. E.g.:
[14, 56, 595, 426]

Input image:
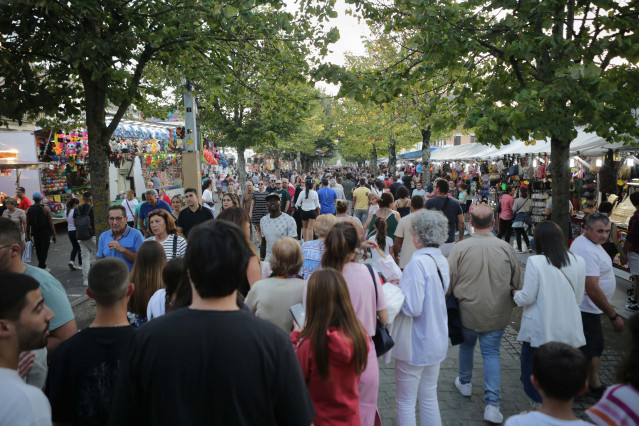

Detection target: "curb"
[70, 294, 90, 308]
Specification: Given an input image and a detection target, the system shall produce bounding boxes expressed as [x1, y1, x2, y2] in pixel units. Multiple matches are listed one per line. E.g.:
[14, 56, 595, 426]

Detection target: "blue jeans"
[520, 342, 542, 403]
[458, 326, 505, 406]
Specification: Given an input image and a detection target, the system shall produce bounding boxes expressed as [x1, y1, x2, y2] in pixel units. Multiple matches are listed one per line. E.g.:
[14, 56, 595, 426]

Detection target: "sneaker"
[44, 267, 51, 272]
[517, 250, 524, 254]
[68, 261, 77, 271]
[455, 377, 472, 397]
[83, 280, 89, 287]
[627, 295, 637, 304]
[626, 303, 639, 312]
[484, 405, 504, 424]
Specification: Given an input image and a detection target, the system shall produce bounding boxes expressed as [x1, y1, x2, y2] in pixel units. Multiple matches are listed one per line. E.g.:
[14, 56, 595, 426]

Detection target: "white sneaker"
[83, 280, 89, 287]
[455, 377, 472, 396]
[484, 405, 504, 424]
[68, 261, 77, 270]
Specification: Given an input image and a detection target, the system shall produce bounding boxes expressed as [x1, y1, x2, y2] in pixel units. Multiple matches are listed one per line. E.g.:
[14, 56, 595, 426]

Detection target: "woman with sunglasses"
[145, 209, 187, 260]
[250, 179, 270, 239]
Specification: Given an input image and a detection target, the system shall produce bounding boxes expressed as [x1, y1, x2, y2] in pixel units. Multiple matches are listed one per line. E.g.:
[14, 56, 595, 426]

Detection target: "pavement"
[41, 222, 633, 425]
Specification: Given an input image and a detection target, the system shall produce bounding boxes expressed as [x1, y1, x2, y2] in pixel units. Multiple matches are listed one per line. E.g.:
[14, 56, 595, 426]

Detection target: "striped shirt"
[251, 191, 269, 224]
[145, 234, 187, 260]
[587, 384, 639, 426]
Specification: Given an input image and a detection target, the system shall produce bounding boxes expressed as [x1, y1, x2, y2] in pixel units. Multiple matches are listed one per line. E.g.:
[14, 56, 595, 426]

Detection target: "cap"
[32, 192, 43, 200]
[265, 192, 281, 201]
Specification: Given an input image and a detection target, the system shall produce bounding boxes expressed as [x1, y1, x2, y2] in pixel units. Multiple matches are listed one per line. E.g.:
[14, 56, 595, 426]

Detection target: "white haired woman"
[395, 209, 450, 426]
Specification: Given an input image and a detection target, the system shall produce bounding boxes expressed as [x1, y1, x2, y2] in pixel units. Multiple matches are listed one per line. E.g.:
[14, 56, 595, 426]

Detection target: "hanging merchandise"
[599, 149, 617, 194]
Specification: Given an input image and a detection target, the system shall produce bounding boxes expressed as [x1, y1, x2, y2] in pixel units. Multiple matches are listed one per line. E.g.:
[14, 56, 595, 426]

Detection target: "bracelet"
[609, 313, 620, 321]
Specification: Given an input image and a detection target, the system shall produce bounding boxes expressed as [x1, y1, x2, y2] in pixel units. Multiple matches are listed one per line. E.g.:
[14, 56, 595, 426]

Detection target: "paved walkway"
[377, 322, 624, 425]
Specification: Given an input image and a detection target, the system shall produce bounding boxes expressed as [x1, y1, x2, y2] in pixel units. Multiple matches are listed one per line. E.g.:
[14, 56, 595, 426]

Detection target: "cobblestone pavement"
[377, 320, 628, 425]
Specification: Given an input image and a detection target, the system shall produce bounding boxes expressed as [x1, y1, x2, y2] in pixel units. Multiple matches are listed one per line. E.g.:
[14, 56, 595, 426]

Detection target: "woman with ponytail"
[320, 221, 387, 425]
[292, 269, 369, 426]
[295, 178, 320, 242]
[367, 217, 394, 272]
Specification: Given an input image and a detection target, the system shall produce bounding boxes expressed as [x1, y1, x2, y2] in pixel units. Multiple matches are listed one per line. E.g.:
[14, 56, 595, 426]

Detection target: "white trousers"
[78, 237, 97, 282]
[395, 360, 442, 426]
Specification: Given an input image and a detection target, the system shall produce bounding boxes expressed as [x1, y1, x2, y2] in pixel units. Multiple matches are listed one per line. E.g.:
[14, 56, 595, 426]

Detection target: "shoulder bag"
[172, 234, 178, 258]
[422, 253, 464, 345]
[365, 264, 394, 356]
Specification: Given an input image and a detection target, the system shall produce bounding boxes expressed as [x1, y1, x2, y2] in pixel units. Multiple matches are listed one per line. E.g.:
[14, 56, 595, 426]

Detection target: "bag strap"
[172, 234, 178, 258]
[557, 266, 575, 293]
[422, 253, 445, 292]
[365, 264, 378, 310]
[124, 200, 134, 217]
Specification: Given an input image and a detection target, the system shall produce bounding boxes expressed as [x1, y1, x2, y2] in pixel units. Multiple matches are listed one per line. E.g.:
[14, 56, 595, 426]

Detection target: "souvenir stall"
[0, 131, 43, 207]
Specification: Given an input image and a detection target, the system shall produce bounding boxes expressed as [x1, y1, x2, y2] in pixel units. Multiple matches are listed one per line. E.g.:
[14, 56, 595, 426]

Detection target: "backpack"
[75, 205, 94, 240]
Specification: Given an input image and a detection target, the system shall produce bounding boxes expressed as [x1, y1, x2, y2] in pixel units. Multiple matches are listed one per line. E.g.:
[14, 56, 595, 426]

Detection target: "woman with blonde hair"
[245, 237, 306, 331]
[170, 194, 183, 222]
[300, 214, 337, 279]
[292, 268, 369, 426]
[128, 240, 167, 327]
[145, 209, 187, 260]
[321, 221, 387, 425]
[122, 189, 139, 228]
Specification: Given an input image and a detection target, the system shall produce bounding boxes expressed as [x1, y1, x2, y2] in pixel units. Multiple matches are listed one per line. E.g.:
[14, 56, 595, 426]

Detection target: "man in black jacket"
[74, 192, 96, 286]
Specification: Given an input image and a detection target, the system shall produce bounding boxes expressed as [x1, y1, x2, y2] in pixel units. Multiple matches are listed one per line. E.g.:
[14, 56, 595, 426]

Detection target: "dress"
[367, 211, 399, 240]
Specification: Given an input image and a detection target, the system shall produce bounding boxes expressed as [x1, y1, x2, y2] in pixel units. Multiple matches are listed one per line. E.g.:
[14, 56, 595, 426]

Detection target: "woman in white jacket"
[511, 221, 586, 408]
[395, 210, 449, 426]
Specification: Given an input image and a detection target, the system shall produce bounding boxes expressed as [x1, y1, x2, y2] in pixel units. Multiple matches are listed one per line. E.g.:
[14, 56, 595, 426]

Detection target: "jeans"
[33, 233, 50, 268]
[396, 361, 442, 426]
[354, 209, 369, 226]
[67, 230, 82, 264]
[78, 237, 97, 283]
[458, 326, 505, 406]
[520, 342, 542, 403]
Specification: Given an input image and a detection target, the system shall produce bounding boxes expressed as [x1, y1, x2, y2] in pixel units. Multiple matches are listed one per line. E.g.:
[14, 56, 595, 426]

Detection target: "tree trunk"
[237, 145, 247, 193]
[274, 150, 281, 172]
[371, 144, 378, 175]
[389, 135, 397, 176]
[550, 136, 571, 243]
[84, 79, 112, 236]
[421, 125, 432, 186]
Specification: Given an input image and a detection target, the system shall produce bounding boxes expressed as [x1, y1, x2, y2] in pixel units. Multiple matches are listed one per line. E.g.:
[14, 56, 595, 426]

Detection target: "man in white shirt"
[0, 273, 54, 425]
[570, 212, 624, 398]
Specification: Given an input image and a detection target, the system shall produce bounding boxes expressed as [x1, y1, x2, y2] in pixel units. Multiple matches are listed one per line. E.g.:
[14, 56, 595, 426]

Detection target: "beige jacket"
[448, 232, 522, 332]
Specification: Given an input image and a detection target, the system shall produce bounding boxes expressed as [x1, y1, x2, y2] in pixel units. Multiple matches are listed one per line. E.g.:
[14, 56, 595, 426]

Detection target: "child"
[505, 342, 590, 425]
[291, 269, 369, 426]
[368, 217, 394, 273]
[368, 193, 379, 217]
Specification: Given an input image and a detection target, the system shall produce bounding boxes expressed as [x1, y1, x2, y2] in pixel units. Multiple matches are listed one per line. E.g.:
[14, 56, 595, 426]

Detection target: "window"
[470, 135, 475, 144]
[454, 136, 461, 145]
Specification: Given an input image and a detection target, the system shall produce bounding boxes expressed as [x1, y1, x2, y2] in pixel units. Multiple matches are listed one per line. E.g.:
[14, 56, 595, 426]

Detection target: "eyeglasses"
[258, 183, 264, 185]
[276, 183, 282, 185]
[108, 217, 125, 222]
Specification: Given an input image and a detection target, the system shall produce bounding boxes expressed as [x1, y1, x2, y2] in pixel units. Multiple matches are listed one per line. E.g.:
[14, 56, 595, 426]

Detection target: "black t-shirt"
[46, 326, 136, 425]
[401, 175, 413, 189]
[176, 205, 213, 238]
[109, 309, 315, 426]
[425, 195, 463, 243]
[389, 182, 402, 198]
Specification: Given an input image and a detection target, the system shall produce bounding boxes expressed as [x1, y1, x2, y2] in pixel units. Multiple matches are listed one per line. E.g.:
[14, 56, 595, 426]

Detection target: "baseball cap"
[265, 192, 281, 201]
[32, 192, 43, 200]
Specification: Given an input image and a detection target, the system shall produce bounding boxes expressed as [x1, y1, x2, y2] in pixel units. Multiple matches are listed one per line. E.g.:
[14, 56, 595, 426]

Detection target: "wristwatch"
[608, 313, 620, 321]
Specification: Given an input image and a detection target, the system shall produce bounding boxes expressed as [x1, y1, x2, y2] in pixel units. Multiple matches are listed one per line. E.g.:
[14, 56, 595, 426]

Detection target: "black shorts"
[300, 209, 317, 221]
[580, 312, 605, 359]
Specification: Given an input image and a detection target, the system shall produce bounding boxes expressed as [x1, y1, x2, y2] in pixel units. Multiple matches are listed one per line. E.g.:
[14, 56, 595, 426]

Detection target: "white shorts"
[628, 252, 639, 275]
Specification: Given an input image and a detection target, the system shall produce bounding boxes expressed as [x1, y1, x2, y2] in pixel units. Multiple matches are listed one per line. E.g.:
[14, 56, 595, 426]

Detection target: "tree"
[351, 0, 639, 237]
[0, 0, 336, 232]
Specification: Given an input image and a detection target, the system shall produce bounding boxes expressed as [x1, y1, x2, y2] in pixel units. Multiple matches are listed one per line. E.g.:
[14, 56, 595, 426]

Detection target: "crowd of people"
[1, 165, 638, 426]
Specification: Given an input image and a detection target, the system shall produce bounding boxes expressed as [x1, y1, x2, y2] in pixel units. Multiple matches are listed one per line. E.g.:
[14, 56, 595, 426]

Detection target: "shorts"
[300, 209, 317, 221]
[579, 312, 604, 360]
[628, 252, 639, 275]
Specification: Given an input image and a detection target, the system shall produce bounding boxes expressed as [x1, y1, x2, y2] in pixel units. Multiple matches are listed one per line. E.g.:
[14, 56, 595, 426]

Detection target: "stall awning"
[0, 161, 47, 170]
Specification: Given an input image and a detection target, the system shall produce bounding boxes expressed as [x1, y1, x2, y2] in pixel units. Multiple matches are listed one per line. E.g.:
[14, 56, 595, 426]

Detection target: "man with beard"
[0, 273, 55, 424]
[260, 193, 297, 262]
[0, 218, 77, 390]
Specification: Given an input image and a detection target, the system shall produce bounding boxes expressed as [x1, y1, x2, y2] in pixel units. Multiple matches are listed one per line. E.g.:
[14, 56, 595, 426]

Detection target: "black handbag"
[365, 264, 394, 356]
[423, 254, 464, 346]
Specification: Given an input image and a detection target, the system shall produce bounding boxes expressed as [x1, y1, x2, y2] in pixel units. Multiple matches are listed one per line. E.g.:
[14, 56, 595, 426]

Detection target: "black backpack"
[75, 205, 93, 240]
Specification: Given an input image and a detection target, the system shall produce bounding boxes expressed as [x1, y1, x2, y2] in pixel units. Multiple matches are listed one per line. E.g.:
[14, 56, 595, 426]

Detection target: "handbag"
[422, 253, 463, 345]
[365, 264, 394, 356]
[22, 240, 33, 264]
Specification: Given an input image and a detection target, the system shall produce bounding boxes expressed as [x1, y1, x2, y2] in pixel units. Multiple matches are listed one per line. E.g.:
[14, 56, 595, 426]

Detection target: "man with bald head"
[447, 204, 522, 424]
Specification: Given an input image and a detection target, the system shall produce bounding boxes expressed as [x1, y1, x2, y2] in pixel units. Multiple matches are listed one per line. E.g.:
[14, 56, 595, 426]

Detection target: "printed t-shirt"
[260, 214, 297, 262]
[570, 235, 616, 314]
[46, 326, 135, 426]
[353, 187, 371, 210]
[109, 309, 315, 426]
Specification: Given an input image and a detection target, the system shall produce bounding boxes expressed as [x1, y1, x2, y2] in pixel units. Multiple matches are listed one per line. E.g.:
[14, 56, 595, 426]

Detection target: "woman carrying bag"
[512, 187, 534, 253]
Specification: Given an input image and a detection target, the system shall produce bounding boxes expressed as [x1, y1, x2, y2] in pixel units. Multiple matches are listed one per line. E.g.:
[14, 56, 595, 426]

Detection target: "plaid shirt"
[627, 210, 639, 253]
